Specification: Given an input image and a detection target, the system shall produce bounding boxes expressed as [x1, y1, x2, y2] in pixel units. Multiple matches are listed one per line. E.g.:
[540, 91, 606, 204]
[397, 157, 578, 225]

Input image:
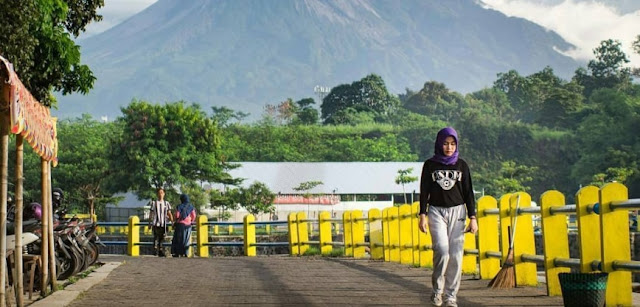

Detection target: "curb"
[28, 261, 122, 307]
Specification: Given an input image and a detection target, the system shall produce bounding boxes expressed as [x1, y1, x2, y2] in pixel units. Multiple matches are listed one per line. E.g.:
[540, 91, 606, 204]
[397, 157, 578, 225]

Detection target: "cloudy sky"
[82, 0, 640, 66]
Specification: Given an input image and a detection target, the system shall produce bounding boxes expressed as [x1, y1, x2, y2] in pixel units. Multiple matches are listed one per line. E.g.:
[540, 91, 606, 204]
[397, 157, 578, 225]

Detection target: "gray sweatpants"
[428, 204, 467, 301]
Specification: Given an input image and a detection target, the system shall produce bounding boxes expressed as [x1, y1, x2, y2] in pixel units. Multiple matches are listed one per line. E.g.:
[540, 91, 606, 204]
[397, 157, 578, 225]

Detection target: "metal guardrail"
[612, 260, 640, 271]
[464, 249, 479, 255]
[101, 241, 128, 246]
[554, 257, 580, 268]
[610, 199, 640, 210]
[521, 253, 545, 264]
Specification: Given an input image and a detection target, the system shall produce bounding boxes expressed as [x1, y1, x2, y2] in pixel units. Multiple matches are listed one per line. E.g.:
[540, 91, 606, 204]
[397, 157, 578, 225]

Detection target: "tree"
[632, 34, 640, 77]
[211, 106, 249, 127]
[487, 161, 538, 197]
[209, 188, 241, 221]
[573, 39, 632, 97]
[571, 89, 640, 187]
[321, 74, 399, 125]
[109, 100, 230, 200]
[51, 115, 122, 218]
[291, 98, 319, 125]
[293, 181, 323, 199]
[0, 0, 102, 106]
[395, 168, 418, 204]
[239, 182, 275, 216]
[590, 167, 635, 187]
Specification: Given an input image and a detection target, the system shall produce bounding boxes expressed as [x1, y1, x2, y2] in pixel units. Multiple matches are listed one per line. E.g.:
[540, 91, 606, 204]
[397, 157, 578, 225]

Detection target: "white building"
[208, 162, 424, 222]
[106, 162, 425, 222]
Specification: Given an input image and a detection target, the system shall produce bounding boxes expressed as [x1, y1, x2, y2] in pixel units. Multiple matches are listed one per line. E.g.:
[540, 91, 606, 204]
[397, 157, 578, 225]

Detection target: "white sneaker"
[444, 299, 457, 307]
[431, 293, 443, 307]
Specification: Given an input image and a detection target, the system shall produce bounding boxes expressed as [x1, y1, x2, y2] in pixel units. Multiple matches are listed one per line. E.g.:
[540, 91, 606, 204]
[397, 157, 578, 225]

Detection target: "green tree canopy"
[109, 100, 229, 200]
[239, 182, 275, 216]
[0, 0, 102, 106]
[53, 115, 123, 217]
[395, 168, 418, 204]
[573, 39, 632, 97]
[321, 74, 399, 125]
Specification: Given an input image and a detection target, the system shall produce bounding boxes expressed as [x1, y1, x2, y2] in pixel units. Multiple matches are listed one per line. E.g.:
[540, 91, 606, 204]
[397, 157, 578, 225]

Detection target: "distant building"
[207, 162, 423, 221]
[106, 162, 424, 222]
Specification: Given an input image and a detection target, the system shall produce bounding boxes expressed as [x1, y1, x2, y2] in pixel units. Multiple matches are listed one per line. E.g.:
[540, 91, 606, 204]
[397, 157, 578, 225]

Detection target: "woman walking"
[171, 194, 196, 257]
[418, 127, 477, 307]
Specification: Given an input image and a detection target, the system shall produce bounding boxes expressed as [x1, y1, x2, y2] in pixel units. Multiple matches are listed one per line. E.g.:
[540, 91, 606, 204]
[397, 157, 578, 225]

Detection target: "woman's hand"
[465, 217, 478, 234]
[418, 214, 428, 234]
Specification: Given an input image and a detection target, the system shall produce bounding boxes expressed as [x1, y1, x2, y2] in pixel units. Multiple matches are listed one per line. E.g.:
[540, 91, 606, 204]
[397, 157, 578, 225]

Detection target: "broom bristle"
[488, 249, 516, 288]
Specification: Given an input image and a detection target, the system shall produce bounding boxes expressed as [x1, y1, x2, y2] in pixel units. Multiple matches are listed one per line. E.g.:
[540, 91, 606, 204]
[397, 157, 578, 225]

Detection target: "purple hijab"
[428, 127, 459, 165]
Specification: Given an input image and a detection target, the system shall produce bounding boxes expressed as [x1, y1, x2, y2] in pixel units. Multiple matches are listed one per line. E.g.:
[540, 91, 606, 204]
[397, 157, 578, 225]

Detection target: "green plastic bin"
[558, 272, 608, 307]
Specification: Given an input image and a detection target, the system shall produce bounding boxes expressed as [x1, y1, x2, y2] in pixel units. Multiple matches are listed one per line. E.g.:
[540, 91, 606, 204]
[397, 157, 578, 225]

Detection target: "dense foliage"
[0, 0, 102, 106]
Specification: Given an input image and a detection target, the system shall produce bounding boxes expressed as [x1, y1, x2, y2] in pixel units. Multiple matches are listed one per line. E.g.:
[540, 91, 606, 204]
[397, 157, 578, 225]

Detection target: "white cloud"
[481, 0, 640, 66]
[80, 0, 158, 38]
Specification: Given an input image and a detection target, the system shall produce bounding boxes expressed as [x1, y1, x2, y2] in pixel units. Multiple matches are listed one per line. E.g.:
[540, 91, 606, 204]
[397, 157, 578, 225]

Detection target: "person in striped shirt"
[149, 188, 173, 257]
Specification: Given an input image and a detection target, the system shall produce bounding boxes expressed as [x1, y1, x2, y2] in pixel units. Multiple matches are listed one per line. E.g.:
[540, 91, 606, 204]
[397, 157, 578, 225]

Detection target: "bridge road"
[61, 255, 563, 306]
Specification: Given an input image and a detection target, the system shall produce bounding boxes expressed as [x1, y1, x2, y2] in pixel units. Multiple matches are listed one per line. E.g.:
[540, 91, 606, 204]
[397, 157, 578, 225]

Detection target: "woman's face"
[442, 136, 457, 157]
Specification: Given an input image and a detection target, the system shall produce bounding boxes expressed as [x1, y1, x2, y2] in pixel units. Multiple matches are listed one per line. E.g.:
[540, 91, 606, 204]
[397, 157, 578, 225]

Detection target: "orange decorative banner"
[1, 56, 58, 165]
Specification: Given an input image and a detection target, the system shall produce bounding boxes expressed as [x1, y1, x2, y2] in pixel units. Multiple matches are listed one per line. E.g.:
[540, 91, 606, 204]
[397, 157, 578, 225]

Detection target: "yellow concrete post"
[477, 196, 499, 279]
[382, 208, 390, 262]
[244, 214, 256, 256]
[318, 211, 332, 255]
[197, 215, 209, 258]
[399, 204, 413, 265]
[213, 225, 219, 235]
[511, 192, 537, 287]
[352, 210, 365, 258]
[498, 194, 512, 264]
[575, 185, 600, 273]
[540, 190, 570, 296]
[389, 206, 400, 263]
[288, 213, 299, 256]
[127, 216, 140, 257]
[297, 212, 309, 255]
[368, 209, 383, 260]
[462, 220, 477, 274]
[599, 182, 631, 306]
[266, 224, 271, 235]
[228, 224, 233, 235]
[418, 210, 432, 268]
[343, 211, 353, 257]
[411, 203, 420, 267]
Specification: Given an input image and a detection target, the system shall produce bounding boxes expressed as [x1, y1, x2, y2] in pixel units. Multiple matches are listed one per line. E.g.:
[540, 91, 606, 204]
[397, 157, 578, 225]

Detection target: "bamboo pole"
[0, 111, 9, 307]
[47, 162, 56, 290]
[40, 159, 49, 296]
[14, 134, 24, 306]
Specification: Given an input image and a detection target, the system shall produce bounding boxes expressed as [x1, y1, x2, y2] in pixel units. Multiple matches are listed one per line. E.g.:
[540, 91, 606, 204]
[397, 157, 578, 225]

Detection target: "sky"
[82, 0, 640, 66]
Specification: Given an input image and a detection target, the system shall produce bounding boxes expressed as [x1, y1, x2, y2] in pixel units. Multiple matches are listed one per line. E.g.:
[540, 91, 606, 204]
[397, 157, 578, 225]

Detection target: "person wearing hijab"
[171, 194, 196, 257]
[418, 127, 477, 307]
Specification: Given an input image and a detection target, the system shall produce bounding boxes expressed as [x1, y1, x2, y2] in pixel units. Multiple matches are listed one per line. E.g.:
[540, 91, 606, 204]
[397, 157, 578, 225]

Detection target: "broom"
[488, 194, 521, 288]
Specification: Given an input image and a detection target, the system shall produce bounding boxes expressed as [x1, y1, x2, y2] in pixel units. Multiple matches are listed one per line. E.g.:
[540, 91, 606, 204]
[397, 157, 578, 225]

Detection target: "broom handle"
[508, 194, 521, 250]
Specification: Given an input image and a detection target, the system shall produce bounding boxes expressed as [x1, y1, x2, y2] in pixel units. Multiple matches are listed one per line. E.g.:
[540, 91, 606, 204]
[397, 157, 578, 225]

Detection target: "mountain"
[56, 0, 581, 120]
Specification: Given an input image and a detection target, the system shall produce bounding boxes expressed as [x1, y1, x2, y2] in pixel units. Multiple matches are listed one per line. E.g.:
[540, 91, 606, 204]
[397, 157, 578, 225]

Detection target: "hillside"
[56, 0, 581, 119]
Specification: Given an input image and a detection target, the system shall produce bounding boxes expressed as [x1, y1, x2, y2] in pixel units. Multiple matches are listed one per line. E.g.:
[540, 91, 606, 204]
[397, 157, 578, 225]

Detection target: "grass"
[302, 247, 321, 256]
[62, 264, 99, 287]
[327, 248, 344, 257]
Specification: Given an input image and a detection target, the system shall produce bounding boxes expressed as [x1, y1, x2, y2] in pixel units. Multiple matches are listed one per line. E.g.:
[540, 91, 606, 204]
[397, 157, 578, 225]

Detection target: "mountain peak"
[64, 0, 579, 120]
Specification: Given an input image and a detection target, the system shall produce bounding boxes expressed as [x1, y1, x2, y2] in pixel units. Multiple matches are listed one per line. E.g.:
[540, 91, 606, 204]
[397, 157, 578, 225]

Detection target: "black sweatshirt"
[419, 158, 476, 218]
